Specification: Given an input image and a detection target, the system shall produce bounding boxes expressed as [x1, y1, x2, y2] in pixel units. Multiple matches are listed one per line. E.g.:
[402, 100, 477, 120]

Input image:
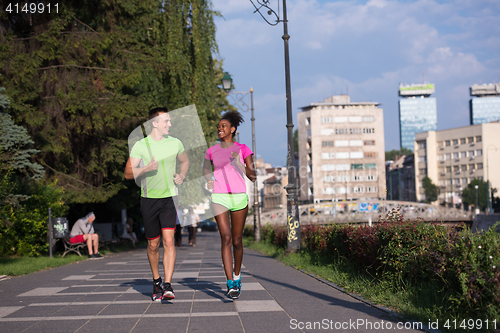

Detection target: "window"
[453, 165, 459, 172]
[364, 152, 376, 158]
[353, 174, 363, 181]
[351, 163, 363, 169]
[462, 178, 468, 185]
[445, 140, 451, 146]
[476, 149, 482, 156]
[446, 166, 452, 173]
[335, 140, 349, 147]
[454, 178, 460, 185]
[322, 187, 335, 194]
[363, 116, 375, 122]
[477, 163, 483, 170]
[321, 141, 334, 147]
[438, 141, 443, 147]
[478, 176, 483, 180]
[353, 186, 363, 193]
[461, 165, 467, 171]
[418, 141, 426, 149]
[469, 164, 475, 170]
[446, 179, 451, 186]
[307, 129, 311, 137]
[321, 153, 335, 159]
[321, 129, 334, 135]
[350, 152, 363, 159]
[453, 152, 459, 159]
[468, 137, 474, 143]
[320, 117, 331, 123]
[468, 150, 475, 157]
[306, 117, 311, 125]
[336, 152, 349, 159]
[437, 154, 443, 161]
[460, 138, 466, 144]
[445, 153, 451, 160]
[363, 128, 375, 134]
[453, 139, 458, 145]
[337, 175, 350, 182]
[336, 164, 350, 171]
[366, 186, 378, 193]
[418, 156, 427, 162]
[350, 128, 362, 134]
[364, 140, 375, 145]
[322, 176, 335, 182]
[322, 164, 336, 171]
[334, 116, 347, 123]
[476, 136, 482, 142]
[349, 116, 362, 123]
[365, 163, 377, 169]
[350, 140, 363, 146]
[460, 151, 467, 159]
[366, 175, 377, 181]
[419, 168, 427, 175]
[336, 128, 349, 135]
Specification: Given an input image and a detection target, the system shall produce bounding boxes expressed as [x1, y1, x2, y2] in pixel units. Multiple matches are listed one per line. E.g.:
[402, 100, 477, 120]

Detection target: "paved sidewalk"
[0, 232, 427, 332]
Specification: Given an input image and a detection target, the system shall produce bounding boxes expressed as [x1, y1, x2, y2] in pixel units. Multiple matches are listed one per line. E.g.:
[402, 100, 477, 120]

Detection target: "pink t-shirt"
[205, 142, 253, 193]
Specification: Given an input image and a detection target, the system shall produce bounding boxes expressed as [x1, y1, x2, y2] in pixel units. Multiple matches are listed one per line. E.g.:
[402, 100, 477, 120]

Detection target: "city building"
[297, 95, 386, 203]
[398, 83, 437, 152]
[414, 123, 500, 206]
[469, 83, 500, 125]
[261, 168, 288, 212]
[386, 154, 416, 202]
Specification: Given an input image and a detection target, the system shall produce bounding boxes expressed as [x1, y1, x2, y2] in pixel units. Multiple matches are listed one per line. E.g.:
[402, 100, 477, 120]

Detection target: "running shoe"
[227, 279, 240, 299]
[152, 278, 163, 302]
[163, 282, 175, 300]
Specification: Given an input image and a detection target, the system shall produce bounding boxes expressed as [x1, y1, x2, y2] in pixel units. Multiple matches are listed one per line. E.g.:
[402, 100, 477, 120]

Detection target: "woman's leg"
[213, 203, 233, 280]
[229, 206, 248, 277]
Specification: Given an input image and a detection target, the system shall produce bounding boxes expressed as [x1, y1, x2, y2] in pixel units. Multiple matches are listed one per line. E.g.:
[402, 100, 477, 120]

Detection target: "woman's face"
[217, 119, 234, 140]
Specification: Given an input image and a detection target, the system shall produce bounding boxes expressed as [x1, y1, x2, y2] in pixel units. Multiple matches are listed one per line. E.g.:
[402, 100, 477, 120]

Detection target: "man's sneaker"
[152, 278, 163, 302]
[94, 253, 103, 258]
[162, 282, 175, 300]
[227, 279, 240, 299]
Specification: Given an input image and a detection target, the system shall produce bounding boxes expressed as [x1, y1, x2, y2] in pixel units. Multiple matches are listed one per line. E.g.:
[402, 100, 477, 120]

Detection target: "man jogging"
[124, 107, 189, 301]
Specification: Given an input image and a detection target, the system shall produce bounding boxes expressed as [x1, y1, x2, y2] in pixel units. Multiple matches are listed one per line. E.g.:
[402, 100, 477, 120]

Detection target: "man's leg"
[83, 234, 93, 255]
[92, 234, 99, 254]
[147, 237, 162, 279]
[162, 229, 176, 283]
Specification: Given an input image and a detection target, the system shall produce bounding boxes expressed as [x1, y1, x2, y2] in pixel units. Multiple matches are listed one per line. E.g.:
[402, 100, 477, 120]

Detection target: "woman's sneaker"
[227, 279, 240, 299]
[163, 282, 175, 300]
[152, 278, 163, 301]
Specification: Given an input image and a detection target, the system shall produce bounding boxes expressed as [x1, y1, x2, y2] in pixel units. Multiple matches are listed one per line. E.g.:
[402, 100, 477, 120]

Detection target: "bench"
[61, 238, 86, 257]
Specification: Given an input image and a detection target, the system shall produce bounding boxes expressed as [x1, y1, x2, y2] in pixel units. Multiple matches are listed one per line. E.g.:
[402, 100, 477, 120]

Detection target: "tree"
[462, 179, 491, 211]
[0, 1, 230, 208]
[422, 176, 438, 203]
[385, 147, 413, 161]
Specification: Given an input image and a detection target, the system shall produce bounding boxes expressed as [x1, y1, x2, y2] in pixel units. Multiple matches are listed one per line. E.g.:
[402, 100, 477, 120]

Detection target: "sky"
[210, 0, 500, 167]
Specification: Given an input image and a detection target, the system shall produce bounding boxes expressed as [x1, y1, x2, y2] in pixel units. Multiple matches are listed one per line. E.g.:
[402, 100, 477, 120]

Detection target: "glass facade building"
[399, 97, 437, 151]
[469, 97, 500, 125]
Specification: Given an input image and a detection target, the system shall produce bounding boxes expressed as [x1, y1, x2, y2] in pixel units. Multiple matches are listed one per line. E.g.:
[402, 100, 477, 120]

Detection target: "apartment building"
[297, 95, 386, 203]
[414, 123, 500, 205]
[469, 83, 500, 125]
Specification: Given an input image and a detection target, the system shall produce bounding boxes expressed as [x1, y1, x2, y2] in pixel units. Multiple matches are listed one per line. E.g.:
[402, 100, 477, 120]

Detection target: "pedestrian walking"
[124, 107, 189, 301]
[175, 208, 184, 247]
[203, 111, 256, 299]
[186, 207, 200, 246]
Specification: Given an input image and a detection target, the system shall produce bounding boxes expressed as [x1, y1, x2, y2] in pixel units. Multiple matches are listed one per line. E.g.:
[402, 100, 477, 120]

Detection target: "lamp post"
[250, 0, 300, 251]
[475, 184, 479, 217]
[486, 145, 498, 214]
[221, 73, 262, 241]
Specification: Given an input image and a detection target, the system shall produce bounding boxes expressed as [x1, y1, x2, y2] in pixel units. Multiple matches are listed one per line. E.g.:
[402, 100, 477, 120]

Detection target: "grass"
[0, 241, 145, 277]
[243, 237, 494, 333]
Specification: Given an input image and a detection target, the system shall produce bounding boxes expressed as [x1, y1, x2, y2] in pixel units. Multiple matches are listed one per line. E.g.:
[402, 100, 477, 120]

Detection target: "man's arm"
[124, 156, 158, 180]
[173, 151, 189, 185]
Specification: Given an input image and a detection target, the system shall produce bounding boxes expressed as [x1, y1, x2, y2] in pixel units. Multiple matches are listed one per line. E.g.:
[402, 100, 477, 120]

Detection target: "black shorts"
[140, 196, 178, 239]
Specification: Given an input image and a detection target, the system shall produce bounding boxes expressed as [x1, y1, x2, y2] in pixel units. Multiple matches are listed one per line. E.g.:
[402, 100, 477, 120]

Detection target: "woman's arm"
[203, 158, 214, 189]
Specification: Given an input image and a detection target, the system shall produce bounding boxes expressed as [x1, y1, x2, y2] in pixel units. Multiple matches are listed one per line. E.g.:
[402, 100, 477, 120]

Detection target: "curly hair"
[220, 111, 244, 137]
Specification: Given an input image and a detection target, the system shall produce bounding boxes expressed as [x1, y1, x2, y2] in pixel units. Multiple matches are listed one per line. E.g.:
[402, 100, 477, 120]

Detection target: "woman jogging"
[203, 111, 256, 299]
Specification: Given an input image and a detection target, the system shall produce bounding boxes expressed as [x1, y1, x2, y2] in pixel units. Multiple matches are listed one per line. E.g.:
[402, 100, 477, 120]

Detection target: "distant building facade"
[469, 83, 500, 125]
[386, 154, 416, 202]
[297, 95, 386, 203]
[398, 83, 437, 152]
[414, 123, 500, 206]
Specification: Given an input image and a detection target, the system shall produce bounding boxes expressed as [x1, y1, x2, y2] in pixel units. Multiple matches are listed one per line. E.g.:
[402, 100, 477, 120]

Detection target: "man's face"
[89, 215, 95, 223]
[153, 112, 172, 136]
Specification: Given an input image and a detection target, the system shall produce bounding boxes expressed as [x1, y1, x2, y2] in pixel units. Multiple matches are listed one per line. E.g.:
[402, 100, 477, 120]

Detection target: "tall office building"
[297, 95, 386, 203]
[398, 83, 437, 152]
[469, 83, 500, 125]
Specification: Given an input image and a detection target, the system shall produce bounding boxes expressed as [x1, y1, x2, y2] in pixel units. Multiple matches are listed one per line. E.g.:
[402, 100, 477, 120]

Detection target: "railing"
[248, 200, 473, 226]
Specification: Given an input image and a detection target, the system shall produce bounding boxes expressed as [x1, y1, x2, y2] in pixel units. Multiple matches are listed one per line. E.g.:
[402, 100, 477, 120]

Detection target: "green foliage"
[0, 0, 230, 208]
[462, 178, 490, 211]
[422, 176, 438, 203]
[385, 147, 412, 161]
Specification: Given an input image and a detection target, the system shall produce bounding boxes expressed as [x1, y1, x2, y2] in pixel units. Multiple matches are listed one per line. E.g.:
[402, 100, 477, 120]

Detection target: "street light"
[250, 0, 300, 251]
[475, 184, 479, 217]
[221, 74, 262, 241]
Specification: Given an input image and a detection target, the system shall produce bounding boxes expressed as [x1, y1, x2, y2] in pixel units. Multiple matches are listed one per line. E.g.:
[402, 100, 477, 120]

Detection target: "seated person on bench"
[69, 212, 103, 259]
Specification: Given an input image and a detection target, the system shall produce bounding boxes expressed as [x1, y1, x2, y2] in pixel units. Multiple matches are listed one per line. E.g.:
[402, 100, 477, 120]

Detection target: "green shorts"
[211, 193, 248, 211]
